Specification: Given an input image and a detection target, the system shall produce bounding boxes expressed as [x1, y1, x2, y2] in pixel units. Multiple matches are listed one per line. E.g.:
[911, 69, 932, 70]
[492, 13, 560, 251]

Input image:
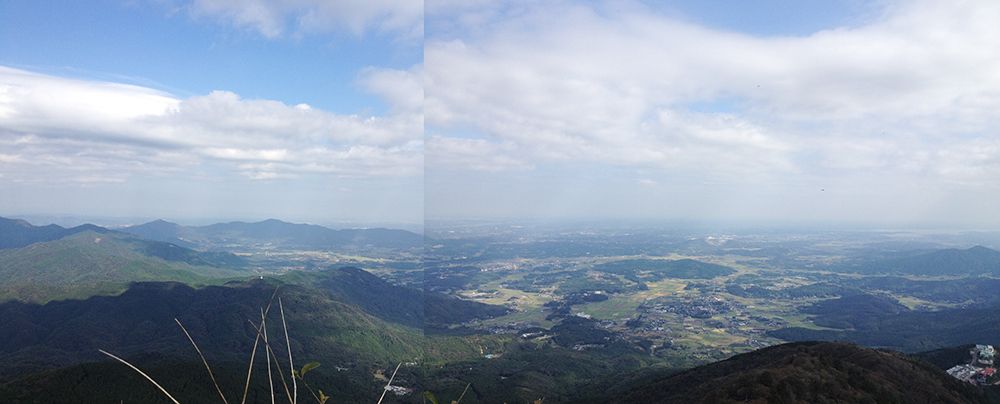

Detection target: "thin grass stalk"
[242, 287, 281, 403]
[248, 318, 294, 403]
[376, 362, 402, 404]
[300, 377, 323, 404]
[279, 297, 297, 404]
[175, 318, 229, 404]
[98, 349, 181, 404]
[239, 314, 263, 404]
[263, 307, 275, 404]
[456, 383, 471, 403]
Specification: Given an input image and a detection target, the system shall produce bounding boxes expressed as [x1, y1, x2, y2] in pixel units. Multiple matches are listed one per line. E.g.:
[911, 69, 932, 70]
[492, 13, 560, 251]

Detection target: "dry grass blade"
[298, 375, 324, 404]
[376, 362, 402, 404]
[456, 383, 471, 403]
[240, 314, 262, 404]
[263, 307, 275, 404]
[248, 318, 293, 403]
[242, 287, 281, 404]
[175, 318, 230, 404]
[98, 349, 181, 404]
[279, 297, 297, 404]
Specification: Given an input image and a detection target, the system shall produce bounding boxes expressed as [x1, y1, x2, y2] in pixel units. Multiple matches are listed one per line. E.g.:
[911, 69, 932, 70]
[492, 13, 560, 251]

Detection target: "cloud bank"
[0, 66, 422, 184]
[424, 0, 1000, 224]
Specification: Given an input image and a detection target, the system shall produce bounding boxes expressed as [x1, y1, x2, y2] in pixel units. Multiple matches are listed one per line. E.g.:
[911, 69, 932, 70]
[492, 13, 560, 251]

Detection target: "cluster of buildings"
[645, 295, 745, 319]
[947, 344, 996, 385]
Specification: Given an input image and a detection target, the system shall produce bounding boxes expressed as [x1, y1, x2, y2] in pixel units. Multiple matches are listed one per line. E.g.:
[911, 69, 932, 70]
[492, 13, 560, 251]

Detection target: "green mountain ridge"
[0, 217, 109, 249]
[0, 277, 423, 379]
[0, 267, 517, 403]
[0, 231, 247, 303]
[123, 218, 424, 251]
[0, 266, 511, 377]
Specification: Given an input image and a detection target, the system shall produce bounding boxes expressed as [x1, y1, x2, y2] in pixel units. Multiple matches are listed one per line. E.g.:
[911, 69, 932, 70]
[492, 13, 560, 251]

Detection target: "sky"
[2, 1, 999, 229]
[425, 0, 1000, 228]
[0, 0, 423, 226]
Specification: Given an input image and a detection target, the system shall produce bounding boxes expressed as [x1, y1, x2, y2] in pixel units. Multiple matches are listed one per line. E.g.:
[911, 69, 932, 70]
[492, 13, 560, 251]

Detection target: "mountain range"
[0, 216, 425, 303]
[122, 218, 423, 251]
[0, 230, 247, 303]
[0, 217, 108, 249]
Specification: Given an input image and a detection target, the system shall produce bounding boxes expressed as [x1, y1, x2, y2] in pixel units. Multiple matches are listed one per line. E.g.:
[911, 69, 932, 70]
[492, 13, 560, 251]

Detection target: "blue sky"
[653, 0, 878, 36]
[0, 0, 420, 114]
[0, 0, 424, 226]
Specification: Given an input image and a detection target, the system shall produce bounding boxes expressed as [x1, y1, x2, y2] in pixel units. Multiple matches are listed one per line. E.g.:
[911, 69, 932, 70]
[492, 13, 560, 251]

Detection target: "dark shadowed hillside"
[590, 342, 997, 404]
[0, 267, 515, 403]
[0, 277, 424, 380]
[800, 293, 910, 329]
[0, 266, 510, 376]
[288, 266, 510, 330]
[769, 301, 1000, 352]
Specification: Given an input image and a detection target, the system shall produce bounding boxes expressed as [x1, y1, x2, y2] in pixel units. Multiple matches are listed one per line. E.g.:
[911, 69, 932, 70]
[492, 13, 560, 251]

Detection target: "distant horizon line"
[7, 213, 1000, 234]
[1, 213, 425, 232]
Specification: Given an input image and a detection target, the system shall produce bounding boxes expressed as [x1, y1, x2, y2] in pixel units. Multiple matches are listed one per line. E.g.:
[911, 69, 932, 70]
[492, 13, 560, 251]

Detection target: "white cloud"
[425, 0, 1000, 188]
[182, 0, 423, 39]
[359, 65, 424, 113]
[0, 66, 421, 184]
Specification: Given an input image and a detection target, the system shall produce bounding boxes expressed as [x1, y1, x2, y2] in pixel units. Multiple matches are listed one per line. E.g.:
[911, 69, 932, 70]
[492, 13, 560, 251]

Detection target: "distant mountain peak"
[2, 217, 34, 227]
[0, 217, 110, 249]
[69, 223, 108, 232]
[138, 219, 179, 227]
[967, 245, 998, 254]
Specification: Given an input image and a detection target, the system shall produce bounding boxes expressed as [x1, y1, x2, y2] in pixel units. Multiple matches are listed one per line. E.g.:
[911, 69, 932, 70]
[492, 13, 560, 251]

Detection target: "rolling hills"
[835, 245, 1000, 275]
[0, 277, 424, 379]
[123, 218, 423, 251]
[0, 267, 516, 403]
[769, 296, 1000, 352]
[0, 217, 108, 249]
[281, 266, 510, 331]
[0, 230, 247, 303]
[0, 266, 511, 377]
[0, 278, 424, 403]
